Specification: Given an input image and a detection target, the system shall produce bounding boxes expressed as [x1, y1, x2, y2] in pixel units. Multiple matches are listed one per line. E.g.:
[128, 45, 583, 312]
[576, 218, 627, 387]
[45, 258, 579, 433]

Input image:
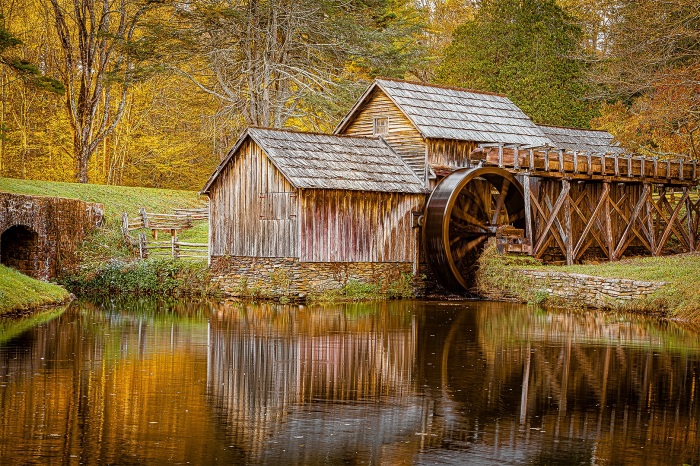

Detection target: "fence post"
[171, 235, 176, 259]
[121, 212, 129, 238]
[138, 233, 147, 259]
[140, 207, 149, 229]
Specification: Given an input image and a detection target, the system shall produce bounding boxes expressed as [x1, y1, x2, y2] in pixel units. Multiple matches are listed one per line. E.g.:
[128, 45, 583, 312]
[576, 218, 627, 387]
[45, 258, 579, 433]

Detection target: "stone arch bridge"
[0, 192, 103, 279]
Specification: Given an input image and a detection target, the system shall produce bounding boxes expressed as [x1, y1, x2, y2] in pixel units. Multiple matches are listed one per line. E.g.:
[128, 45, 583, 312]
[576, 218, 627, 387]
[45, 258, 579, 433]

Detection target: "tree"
[436, 0, 596, 128]
[46, 0, 161, 182]
[586, 0, 700, 158]
[164, 0, 427, 134]
[0, 14, 64, 93]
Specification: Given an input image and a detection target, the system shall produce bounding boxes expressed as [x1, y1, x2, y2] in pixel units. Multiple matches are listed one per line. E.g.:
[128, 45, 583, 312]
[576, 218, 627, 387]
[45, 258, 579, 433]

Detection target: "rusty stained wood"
[209, 139, 299, 258]
[299, 189, 423, 263]
[341, 87, 427, 179]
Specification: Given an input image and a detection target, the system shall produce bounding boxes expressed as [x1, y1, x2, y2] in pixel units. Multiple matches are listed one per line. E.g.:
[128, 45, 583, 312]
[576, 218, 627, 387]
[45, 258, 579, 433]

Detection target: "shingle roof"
[537, 125, 624, 154]
[337, 78, 551, 146]
[201, 128, 425, 195]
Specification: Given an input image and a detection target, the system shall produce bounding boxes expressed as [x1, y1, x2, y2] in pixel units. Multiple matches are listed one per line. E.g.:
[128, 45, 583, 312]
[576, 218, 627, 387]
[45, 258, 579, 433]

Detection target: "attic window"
[373, 117, 388, 136]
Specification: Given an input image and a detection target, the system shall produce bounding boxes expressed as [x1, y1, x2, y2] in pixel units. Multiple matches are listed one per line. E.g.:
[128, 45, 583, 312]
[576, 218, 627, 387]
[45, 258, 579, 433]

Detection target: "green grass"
[0, 177, 207, 224]
[0, 265, 70, 315]
[0, 177, 209, 274]
[0, 307, 68, 344]
[477, 246, 700, 321]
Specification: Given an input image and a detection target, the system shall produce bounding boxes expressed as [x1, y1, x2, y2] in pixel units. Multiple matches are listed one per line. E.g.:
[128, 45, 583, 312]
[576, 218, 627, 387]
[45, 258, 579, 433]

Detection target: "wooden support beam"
[685, 188, 696, 251]
[608, 189, 651, 251]
[587, 154, 593, 176]
[613, 184, 650, 260]
[558, 150, 565, 173]
[543, 192, 570, 256]
[533, 181, 570, 257]
[645, 188, 656, 253]
[563, 180, 573, 264]
[654, 189, 691, 254]
[601, 154, 606, 176]
[603, 183, 613, 260]
[523, 174, 533, 244]
[573, 182, 609, 259]
[627, 155, 632, 177]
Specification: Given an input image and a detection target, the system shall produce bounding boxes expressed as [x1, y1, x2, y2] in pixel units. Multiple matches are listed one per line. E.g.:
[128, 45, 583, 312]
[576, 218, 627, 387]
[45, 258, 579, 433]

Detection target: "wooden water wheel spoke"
[453, 235, 488, 258]
[491, 179, 511, 225]
[423, 167, 525, 291]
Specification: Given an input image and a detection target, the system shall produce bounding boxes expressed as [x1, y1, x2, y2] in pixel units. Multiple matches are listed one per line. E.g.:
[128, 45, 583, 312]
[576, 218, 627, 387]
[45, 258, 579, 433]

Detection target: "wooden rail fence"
[122, 206, 208, 260]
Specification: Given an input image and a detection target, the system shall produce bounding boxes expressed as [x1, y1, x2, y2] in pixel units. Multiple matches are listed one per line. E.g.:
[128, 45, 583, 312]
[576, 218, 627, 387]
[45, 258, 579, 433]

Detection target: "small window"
[259, 192, 296, 220]
[373, 117, 388, 136]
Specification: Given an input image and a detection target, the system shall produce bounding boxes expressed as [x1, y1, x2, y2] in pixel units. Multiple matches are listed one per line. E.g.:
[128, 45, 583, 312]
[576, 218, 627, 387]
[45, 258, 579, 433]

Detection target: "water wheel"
[423, 167, 525, 291]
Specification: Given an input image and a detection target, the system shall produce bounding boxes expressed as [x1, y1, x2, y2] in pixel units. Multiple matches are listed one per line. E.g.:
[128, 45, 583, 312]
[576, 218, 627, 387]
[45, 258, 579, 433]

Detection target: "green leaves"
[0, 16, 65, 95]
[436, 0, 596, 128]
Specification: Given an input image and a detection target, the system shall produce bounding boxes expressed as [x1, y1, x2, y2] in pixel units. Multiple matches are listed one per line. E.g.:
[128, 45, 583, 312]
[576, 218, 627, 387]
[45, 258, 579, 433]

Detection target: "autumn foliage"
[0, 0, 697, 189]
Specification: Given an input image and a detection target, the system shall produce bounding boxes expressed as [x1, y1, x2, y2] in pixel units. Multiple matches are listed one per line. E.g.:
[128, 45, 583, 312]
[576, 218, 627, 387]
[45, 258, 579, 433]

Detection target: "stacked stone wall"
[210, 256, 419, 298]
[517, 270, 665, 308]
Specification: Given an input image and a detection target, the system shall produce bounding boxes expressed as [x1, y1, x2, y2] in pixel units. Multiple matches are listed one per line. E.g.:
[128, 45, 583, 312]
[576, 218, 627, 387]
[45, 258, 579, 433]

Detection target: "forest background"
[0, 0, 698, 190]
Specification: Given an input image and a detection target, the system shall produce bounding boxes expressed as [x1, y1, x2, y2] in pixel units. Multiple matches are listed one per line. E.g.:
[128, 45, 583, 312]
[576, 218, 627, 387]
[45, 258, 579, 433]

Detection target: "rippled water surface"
[1, 299, 699, 465]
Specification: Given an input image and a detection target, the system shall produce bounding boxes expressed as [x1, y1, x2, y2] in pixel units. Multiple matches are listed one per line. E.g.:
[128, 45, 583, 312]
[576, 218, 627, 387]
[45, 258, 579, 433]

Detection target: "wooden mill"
[203, 78, 700, 295]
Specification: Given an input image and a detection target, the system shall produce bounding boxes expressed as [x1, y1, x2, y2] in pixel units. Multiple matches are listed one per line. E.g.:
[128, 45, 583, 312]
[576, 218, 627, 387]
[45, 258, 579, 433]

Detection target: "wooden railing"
[135, 233, 208, 260]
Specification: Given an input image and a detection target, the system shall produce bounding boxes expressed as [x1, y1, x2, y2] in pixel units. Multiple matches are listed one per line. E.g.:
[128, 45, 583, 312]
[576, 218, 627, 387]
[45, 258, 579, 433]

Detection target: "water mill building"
[201, 78, 700, 297]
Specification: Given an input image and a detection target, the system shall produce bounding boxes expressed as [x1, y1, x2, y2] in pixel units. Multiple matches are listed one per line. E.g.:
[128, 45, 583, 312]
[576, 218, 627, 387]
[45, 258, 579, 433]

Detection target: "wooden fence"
[122, 206, 208, 260]
[135, 233, 208, 260]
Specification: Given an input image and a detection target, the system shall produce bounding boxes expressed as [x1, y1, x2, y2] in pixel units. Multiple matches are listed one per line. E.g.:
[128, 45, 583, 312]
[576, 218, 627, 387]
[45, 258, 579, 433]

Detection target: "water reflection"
[0, 298, 698, 465]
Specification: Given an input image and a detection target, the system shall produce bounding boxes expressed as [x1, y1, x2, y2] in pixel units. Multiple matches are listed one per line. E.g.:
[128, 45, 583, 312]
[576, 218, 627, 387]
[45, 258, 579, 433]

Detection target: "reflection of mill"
[422, 303, 700, 464]
[206, 302, 420, 461]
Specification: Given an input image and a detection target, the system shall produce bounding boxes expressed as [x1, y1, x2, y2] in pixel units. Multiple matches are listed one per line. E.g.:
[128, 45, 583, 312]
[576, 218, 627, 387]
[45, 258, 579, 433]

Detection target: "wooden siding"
[340, 88, 427, 181]
[209, 139, 299, 258]
[299, 189, 424, 263]
[427, 139, 477, 168]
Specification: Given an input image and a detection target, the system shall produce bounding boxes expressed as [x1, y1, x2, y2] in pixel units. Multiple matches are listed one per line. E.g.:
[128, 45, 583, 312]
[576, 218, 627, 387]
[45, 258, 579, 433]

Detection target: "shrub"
[62, 258, 213, 297]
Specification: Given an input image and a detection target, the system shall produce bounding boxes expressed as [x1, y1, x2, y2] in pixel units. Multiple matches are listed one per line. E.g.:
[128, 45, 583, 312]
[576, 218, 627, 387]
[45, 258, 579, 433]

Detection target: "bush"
[62, 258, 213, 297]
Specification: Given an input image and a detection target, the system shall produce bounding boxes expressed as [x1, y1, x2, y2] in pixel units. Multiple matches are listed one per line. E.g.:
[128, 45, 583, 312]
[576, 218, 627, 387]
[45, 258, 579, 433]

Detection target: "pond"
[1, 299, 699, 465]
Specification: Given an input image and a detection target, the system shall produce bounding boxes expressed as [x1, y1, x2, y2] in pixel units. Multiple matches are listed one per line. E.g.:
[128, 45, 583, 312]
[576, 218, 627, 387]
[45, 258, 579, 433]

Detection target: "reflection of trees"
[0, 299, 240, 464]
[207, 301, 419, 461]
[411, 302, 700, 465]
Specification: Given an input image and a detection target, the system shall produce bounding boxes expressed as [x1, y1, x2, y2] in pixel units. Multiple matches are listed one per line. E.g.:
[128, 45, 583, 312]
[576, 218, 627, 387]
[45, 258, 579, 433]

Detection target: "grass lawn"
[478, 247, 700, 321]
[0, 265, 70, 315]
[0, 177, 207, 223]
[0, 176, 209, 249]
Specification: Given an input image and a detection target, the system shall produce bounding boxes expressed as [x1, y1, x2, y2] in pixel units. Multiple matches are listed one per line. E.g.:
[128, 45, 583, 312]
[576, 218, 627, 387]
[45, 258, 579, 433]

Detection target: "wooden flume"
[423, 145, 700, 292]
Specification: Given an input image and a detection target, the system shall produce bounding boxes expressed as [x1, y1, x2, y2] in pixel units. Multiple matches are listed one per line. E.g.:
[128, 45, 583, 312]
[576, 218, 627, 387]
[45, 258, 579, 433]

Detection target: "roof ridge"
[537, 123, 612, 133]
[376, 77, 507, 98]
[248, 126, 384, 141]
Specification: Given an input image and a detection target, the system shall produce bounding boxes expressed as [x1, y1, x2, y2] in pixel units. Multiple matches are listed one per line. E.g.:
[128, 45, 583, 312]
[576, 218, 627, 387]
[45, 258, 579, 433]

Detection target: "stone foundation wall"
[518, 270, 665, 308]
[210, 256, 419, 298]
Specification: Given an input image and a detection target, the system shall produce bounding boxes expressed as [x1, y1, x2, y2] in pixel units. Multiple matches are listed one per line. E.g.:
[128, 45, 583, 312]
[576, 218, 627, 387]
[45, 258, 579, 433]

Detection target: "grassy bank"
[0, 265, 70, 315]
[0, 177, 208, 244]
[0, 177, 211, 298]
[477, 246, 700, 320]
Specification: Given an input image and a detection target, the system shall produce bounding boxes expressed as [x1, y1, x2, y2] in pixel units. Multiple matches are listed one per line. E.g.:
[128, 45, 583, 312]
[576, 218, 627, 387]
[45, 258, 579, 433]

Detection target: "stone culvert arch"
[0, 224, 40, 276]
[0, 193, 103, 279]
